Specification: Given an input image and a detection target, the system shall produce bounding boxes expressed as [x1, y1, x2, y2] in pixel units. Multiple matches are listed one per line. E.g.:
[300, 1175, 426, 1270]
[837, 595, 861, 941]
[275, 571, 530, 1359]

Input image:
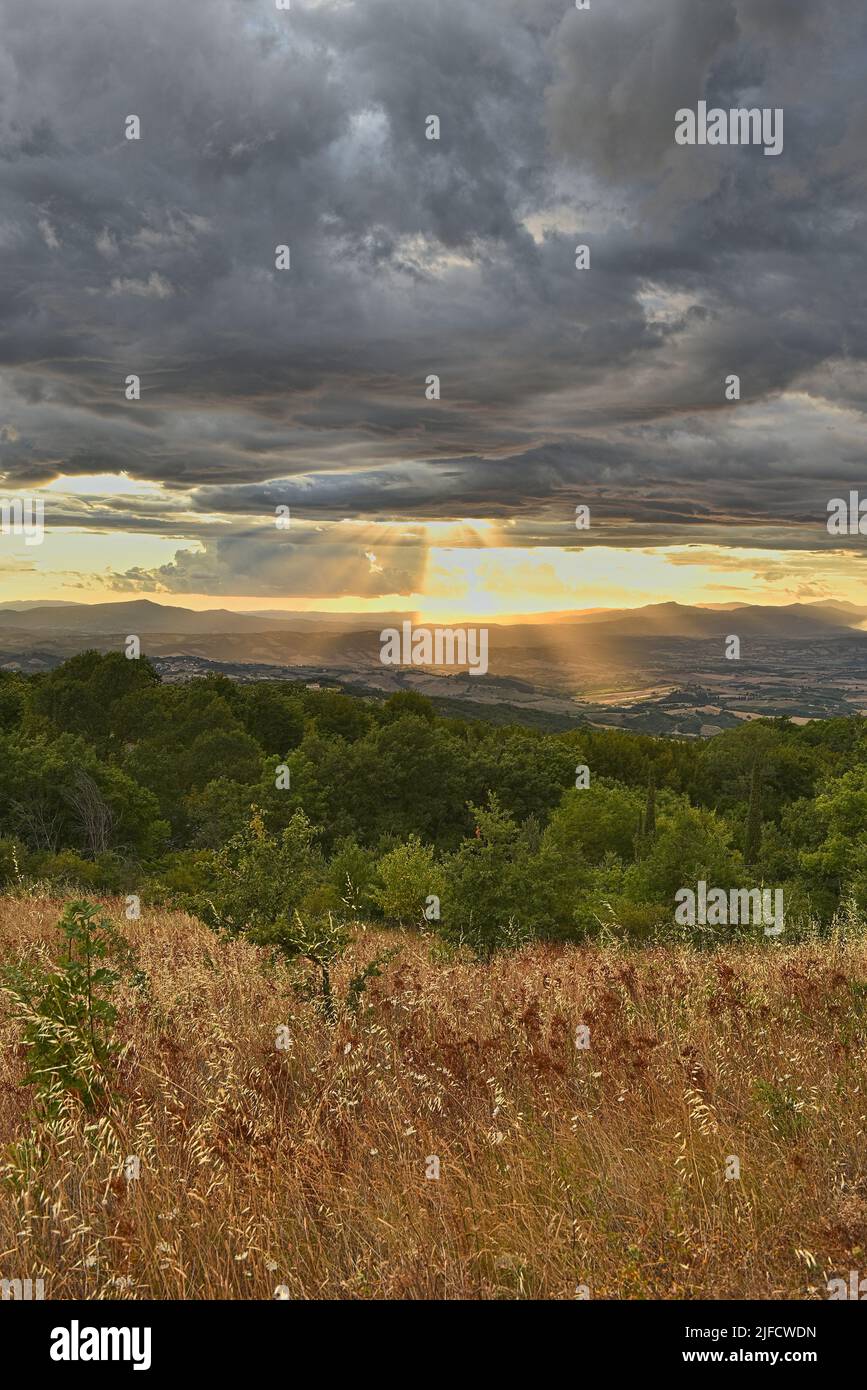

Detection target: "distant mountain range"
[1, 597, 865, 640]
[0, 599, 410, 634]
[2, 597, 867, 736]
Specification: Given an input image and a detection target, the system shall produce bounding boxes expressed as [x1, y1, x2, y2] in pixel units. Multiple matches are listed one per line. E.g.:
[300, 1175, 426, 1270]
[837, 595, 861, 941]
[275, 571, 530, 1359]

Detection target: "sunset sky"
[1, 0, 866, 619]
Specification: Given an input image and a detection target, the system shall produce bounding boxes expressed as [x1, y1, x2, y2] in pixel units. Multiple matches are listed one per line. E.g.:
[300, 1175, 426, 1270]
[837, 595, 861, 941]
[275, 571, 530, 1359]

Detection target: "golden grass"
[1, 896, 866, 1300]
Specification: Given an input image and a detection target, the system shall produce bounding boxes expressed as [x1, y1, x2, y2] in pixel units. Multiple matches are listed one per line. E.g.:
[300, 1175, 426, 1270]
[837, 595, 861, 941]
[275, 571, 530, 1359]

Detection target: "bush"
[141, 849, 214, 903]
[373, 836, 444, 926]
[327, 837, 379, 920]
[26, 849, 106, 890]
[439, 796, 550, 958]
[185, 809, 347, 1017]
[0, 900, 145, 1113]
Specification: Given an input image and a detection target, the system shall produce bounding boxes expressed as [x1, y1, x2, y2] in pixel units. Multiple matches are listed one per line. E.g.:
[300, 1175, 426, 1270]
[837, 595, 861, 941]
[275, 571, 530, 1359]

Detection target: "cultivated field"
[1, 897, 865, 1300]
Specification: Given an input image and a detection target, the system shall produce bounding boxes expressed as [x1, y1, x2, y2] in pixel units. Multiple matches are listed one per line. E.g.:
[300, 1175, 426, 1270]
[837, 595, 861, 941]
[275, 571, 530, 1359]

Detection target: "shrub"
[327, 837, 379, 920]
[0, 900, 144, 1114]
[373, 836, 444, 926]
[25, 849, 105, 890]
[141, 849, 214, 903]
[186, 809, 349, 1018]
[439, 795, 549, 958]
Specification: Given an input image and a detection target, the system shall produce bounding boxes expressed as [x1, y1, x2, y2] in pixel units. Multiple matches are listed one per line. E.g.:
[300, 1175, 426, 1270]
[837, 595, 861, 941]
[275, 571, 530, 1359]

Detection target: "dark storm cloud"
[0, 0, 865, 592]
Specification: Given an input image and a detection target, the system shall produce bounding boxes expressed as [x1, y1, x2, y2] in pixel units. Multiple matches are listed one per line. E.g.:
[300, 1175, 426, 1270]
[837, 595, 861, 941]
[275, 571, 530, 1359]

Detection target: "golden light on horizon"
[3, 492, 867, 616]
[410, 544, 867, 621]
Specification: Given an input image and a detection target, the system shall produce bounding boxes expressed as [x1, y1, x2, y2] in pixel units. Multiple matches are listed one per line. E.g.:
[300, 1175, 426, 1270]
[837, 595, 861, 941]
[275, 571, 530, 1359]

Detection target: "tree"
[327, 837, 379, 920]
[304, 688, 371, 742]
[373, 836, 444, 926]
[744, 759, 763, 865]
[241, 685, 305, 753]
[439, 795, 549, 957]
[64, 770, 114, 856]
[542, 782, 644, 868]
[643, 771, 657, 837]
[0, 671, 26, 732]
[186, 810, 345, 1018]
[793, 765, 867, 915]
[465, 728, 578, 824]
[368, 717, 471, 848]
[28, 650, 160, 742]
[626, 804, 743, 906]
[380, 690, 436, 724]
[0, 731, 166, 858]
[184, 777, 254, 848]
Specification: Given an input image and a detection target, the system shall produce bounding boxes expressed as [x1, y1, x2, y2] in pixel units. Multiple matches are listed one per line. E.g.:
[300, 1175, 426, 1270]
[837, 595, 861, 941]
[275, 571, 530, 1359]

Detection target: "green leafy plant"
[0, 900, 144, 1114]
[439, 796, 547, 959]
[373, 835, 444, 926]
[188, 810, 361, 1020]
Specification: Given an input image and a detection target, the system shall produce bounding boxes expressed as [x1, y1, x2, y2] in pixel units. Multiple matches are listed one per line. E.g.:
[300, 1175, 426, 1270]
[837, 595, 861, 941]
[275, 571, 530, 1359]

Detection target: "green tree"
[186, 810, 345, 1017]
[744, 759, 763, 865]
[542, 782, 644, 869]
[327, 837, 379, 920]
[373, 836, 445, 926]
[304, 688, 371, 742]
[626, 804, 744, 906]
[241, 685, 305, 753]
[380, 690, 436, 724]
[643, 771, 657, 837]
[0, 731, 166, 857]
[28, 650, 160, 743]
[0, 671, 27, 732]
[440, 795, 549, 957]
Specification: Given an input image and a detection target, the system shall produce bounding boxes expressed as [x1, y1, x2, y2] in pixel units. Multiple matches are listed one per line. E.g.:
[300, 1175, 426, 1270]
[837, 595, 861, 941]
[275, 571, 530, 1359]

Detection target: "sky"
[0, 0, 866, 618]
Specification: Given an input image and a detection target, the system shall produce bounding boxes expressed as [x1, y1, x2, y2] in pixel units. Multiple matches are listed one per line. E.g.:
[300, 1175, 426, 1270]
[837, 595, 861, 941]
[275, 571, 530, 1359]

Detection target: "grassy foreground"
[1, 897, 865, 1300]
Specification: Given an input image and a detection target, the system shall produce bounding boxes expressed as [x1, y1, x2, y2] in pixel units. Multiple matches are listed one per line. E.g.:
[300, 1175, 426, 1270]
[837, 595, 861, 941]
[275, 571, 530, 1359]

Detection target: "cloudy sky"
[0, 0, 865, 617]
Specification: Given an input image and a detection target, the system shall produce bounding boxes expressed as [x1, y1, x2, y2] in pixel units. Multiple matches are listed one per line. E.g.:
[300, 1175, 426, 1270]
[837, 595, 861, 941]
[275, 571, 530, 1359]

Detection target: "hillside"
[2, 600, 867, 732]
[1, 898, 863, 1299]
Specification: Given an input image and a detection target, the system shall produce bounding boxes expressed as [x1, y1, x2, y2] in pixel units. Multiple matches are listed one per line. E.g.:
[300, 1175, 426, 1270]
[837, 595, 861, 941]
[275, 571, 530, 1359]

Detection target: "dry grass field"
[1, 895, 866, 1300]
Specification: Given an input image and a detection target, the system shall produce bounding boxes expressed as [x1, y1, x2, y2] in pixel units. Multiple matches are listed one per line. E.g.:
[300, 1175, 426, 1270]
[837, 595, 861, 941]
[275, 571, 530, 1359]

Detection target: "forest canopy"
[0, 651, 864, 948]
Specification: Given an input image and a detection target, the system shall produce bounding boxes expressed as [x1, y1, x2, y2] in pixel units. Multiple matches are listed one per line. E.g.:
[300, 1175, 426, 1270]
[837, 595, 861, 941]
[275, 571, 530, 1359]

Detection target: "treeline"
[0, 650, 865, 946]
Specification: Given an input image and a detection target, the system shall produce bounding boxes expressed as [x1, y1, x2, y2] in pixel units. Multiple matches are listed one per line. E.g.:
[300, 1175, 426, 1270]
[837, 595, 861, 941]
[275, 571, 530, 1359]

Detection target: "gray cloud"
[0, 0, 865, 596]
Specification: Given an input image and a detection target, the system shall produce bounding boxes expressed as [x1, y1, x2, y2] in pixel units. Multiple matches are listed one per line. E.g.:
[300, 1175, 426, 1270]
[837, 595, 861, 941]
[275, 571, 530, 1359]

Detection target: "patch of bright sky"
[0, 530, 194, 603]
[412, 544, 867, 620]
[522, 206, 582, 244]
[42, 473, 167, 498]
[3, 526, 865, 616]
[636, 283, 702, 326]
